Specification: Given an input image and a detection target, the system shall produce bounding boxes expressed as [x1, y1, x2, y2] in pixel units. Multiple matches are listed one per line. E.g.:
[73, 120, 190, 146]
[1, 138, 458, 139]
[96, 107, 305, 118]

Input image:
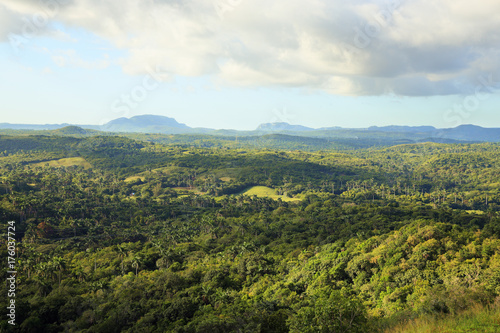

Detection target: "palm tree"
[72, 266, 86, 282]
[19, 258, 33, 279]
[131, 254, 141, 276]
[90, 280, 107, 295]
[51, 256, 66, 286]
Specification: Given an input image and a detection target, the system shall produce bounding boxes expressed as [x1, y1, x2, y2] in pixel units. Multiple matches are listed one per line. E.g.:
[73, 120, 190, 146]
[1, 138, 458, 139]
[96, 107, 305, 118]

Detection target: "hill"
[50, 126, 96, 136]
[0, 135, 500, 331]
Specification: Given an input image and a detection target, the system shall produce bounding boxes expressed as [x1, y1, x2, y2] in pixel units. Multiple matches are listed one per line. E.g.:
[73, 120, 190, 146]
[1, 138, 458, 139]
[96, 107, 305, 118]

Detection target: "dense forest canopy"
[0, 133, 499, 332]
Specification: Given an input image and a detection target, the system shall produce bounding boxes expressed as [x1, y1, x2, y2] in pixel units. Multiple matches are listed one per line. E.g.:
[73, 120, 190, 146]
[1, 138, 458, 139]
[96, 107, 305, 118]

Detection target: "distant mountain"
[0, 123, 71, 130]
[255, 123, 439, 133]
[1, 115, 499, 143]
[256, 122, 314, 132]
[368, 125, 436, 132]
[434, 124, 500, 142]
[101, 115, 190, 133]
[317, 126, 343, 131]
[0, 115, 193, 134]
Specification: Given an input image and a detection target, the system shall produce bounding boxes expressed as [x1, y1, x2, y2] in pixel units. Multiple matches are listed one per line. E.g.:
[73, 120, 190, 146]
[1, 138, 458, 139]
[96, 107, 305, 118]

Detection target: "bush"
[288, 288, 370, 333]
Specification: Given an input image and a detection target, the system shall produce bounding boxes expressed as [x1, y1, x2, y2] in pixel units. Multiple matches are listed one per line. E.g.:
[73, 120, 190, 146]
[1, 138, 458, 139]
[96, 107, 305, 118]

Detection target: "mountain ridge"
[1, 115, 499, 142]
[256, 122, 314, 132]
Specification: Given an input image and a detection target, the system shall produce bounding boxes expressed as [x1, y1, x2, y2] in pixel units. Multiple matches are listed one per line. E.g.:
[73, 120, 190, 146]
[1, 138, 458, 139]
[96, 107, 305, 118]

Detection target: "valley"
[0, 131, 499, 332]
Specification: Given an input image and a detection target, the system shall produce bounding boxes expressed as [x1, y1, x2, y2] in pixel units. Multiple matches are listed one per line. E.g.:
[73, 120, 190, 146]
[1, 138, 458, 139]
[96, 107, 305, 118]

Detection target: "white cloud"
[1, 0, 500, 96]
[51, 49, 110, 69]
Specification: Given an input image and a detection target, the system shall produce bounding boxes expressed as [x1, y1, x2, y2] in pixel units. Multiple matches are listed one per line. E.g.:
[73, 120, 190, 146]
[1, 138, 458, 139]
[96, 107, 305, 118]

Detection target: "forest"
[0, 132, 499, 332]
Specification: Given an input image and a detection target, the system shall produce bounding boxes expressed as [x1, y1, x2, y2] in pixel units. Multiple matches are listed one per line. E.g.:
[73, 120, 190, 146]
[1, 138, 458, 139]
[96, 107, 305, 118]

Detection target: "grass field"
[34, 157, 92, 169]
[240, 186, 301, 202]
[384, 303, 500, 333]
[124, 176, 145, 182]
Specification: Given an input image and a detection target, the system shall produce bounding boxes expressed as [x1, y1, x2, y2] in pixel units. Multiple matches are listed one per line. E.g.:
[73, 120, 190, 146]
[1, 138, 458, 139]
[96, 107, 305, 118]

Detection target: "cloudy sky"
[1, 0, 500, 129]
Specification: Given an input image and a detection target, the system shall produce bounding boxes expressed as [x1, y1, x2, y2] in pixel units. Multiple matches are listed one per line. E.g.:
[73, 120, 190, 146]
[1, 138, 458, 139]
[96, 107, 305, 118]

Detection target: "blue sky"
[1, 0, 500, 130]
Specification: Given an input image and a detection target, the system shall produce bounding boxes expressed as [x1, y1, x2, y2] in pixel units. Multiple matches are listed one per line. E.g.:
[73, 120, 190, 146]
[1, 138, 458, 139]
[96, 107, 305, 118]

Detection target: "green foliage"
[288, 288, 368, 333]
[0, 134, 500, 332]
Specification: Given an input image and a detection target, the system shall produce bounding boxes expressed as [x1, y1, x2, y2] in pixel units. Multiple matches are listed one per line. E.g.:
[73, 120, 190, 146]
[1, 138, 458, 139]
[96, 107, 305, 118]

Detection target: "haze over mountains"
[1, 114, 500, 142]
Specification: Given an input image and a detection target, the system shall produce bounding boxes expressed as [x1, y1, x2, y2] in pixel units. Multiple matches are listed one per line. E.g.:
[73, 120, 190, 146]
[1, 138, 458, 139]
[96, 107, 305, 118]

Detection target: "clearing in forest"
[240, 186, 301, 202]
[124, 176, 145, 182]
[34, 157, 92, 169]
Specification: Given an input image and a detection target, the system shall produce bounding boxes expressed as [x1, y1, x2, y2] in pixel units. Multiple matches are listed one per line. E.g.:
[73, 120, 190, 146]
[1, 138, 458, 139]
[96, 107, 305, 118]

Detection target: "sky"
[1, 0, 500, 130]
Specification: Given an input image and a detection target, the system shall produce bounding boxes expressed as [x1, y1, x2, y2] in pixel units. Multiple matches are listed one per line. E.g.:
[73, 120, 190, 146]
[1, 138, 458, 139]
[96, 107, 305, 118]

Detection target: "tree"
[288, 288, 369, 333]
[131, 254, 141, 276]
[116, 244, 127, 275]
[51, 256, 66, 285]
